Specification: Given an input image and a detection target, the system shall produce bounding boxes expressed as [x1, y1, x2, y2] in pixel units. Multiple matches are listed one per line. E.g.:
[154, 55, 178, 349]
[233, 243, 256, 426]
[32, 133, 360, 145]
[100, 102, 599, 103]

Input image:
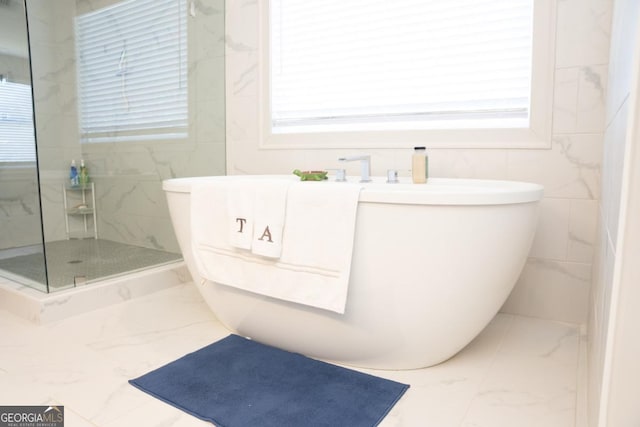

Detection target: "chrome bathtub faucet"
[338, 155, 371, 183]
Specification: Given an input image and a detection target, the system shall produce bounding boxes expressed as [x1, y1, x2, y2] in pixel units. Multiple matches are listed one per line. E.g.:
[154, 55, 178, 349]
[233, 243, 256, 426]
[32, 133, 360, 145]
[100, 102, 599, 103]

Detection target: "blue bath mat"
[129, 334, 409, 427]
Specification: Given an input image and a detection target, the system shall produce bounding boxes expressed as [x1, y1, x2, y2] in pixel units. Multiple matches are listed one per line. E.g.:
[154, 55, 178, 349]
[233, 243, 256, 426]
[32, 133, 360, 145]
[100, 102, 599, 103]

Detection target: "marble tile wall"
[0, 0, 29, 60]
[225, 0, 614, 324]
[587, 0, 640, 424]
[0, 168, 43, 250]
[0, 54, 31, 85]
[24, 0, 226, 253]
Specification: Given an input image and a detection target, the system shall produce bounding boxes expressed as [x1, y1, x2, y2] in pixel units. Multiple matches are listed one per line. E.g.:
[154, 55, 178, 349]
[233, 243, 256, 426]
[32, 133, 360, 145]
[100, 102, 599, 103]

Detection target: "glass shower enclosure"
[0, 0, 226, 293]
[0, 0, 47, 291]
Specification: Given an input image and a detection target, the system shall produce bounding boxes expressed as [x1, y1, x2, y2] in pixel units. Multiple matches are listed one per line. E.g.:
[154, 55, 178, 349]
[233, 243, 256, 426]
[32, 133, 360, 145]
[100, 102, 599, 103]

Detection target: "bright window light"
[270, 0, 533, 133]
[75, 0, 188, 143]
[261, 0, 556, 149]
[0, 81, 36, 162]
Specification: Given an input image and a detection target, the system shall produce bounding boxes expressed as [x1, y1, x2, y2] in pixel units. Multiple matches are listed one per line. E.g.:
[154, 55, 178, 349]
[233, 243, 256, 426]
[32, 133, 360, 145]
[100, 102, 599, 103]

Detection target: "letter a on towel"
[252, 181, 291, 258]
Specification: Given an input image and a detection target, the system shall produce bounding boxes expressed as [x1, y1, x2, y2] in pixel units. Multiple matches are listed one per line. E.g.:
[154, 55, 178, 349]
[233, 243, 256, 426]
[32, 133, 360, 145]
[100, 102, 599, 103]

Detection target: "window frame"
[258, 0, 556, 150]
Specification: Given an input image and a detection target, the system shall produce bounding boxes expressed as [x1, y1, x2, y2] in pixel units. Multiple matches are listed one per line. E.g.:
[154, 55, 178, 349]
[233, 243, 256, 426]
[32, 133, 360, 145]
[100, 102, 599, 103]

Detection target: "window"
[0, 79, 36, 163]
[75, 0, 188, 143]
[261, 0, 555, 148]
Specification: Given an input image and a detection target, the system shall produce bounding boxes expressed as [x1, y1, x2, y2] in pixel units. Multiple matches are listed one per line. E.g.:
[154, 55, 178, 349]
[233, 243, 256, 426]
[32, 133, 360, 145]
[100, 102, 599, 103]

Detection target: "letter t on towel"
[227, 181, 255, 250]
[252, 180, 291, 258]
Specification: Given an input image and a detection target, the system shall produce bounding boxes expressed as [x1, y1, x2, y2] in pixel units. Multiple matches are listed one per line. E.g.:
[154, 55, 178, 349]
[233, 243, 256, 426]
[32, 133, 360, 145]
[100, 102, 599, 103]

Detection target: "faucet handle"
[326, 168, 347, 182]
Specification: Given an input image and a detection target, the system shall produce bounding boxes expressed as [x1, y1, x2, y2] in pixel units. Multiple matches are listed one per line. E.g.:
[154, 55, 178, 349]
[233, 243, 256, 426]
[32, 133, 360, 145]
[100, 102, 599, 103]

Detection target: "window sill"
[259, 127, 552, 150]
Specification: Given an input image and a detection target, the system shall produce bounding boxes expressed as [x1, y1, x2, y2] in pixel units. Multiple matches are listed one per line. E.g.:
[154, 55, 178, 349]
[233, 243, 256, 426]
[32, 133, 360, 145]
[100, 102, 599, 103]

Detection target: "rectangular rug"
[129, 334, 409, 427]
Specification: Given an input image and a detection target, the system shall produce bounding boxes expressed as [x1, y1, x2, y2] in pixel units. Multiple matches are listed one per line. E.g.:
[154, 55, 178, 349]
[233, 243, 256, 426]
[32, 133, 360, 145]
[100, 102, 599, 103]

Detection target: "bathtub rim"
[163, 175, 543, 206]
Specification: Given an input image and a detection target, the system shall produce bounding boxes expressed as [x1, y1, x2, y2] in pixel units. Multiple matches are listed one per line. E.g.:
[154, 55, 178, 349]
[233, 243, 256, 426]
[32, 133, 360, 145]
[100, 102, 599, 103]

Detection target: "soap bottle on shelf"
[70, 160, 79, 187]
[79, 159, 89, 185]
[411, 147, 428, 184]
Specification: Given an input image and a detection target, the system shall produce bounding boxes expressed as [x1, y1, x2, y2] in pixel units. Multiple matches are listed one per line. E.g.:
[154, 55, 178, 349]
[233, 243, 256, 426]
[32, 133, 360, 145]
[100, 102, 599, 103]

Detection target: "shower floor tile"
[0, 239, 182, 291]
[0, 283, 586, 427]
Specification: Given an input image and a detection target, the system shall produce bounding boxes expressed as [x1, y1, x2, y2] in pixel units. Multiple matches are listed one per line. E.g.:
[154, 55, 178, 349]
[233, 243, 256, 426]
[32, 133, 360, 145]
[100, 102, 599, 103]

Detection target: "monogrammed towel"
[227, 181, 255, 250]
[191, 177, 361, 314]
[251, 180, 292, 258]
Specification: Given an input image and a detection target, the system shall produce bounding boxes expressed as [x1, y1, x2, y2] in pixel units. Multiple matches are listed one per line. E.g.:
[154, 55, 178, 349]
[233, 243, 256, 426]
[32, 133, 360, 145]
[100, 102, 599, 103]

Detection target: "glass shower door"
[0, 0, 48, 292]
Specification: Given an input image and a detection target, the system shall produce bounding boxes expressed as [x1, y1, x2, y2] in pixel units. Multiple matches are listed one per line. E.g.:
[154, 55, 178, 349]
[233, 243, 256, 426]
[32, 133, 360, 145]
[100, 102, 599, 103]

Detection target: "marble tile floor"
[0, 283, 586, 427]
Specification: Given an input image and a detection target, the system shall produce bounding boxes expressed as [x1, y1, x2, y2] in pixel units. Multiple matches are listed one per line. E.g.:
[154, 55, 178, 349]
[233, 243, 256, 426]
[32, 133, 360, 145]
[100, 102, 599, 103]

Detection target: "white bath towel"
[226, 181, 255, 250]
[190, 179, 231, 280]
[191, 178, 258, 286]
[277, 181, 362, 312]
[191, 178, 362, 314]
[251, 180, 292, 258]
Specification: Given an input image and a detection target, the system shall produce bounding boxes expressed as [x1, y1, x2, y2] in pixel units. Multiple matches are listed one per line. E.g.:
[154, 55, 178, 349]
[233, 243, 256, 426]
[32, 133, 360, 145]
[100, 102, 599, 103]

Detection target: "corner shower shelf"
[63, 182, 98, 239]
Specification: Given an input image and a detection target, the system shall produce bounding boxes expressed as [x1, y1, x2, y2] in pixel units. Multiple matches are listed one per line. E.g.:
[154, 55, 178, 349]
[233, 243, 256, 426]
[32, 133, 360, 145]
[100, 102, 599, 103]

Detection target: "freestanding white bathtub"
[163, 176, 543, 369]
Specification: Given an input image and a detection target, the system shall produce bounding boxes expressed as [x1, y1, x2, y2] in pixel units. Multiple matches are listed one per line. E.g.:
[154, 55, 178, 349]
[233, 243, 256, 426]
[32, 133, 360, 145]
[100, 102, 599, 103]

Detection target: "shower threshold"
[0, 239, 182, 292]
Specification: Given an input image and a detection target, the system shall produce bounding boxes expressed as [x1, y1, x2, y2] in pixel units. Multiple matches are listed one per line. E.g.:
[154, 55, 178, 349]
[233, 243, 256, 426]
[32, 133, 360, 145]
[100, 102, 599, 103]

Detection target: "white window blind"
[0, 81, 36, 162]
[270, 0, 534, 133]
[75, 0, 188, 143]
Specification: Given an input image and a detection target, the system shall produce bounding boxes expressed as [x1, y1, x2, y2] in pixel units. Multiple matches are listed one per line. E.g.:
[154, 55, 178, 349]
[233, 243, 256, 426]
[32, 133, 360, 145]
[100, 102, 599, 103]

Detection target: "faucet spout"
[338, 155, 371, 183]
